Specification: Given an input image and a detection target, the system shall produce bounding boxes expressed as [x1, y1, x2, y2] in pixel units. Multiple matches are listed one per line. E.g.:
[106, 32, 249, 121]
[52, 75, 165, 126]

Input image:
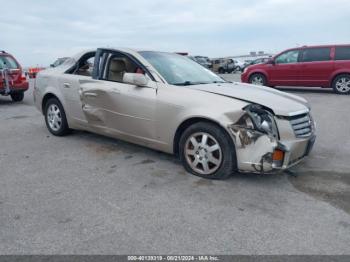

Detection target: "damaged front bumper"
[228, 109, 316, 174]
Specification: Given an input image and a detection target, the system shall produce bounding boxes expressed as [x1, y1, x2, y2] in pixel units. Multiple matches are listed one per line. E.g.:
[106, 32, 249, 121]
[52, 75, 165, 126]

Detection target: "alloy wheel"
[335, 77, 350, 93]
[184, 132, 222, 175]
[47, 104, 62, 132]
[251, 75, 264, 85]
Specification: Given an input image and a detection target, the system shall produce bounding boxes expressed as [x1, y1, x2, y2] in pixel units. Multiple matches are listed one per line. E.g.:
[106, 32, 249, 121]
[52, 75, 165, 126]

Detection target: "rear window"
[0, 56, 19, 69]
[335, 46, 350, 60]
[301, 48, 331, 62]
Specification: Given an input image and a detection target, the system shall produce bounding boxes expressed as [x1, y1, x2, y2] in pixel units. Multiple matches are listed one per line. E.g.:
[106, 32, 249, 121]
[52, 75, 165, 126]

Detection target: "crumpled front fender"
[229, 124, 278, 173]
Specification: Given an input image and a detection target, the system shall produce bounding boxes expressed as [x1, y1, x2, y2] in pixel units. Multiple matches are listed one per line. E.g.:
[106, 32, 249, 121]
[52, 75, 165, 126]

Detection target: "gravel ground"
[0, 76, 349, 254]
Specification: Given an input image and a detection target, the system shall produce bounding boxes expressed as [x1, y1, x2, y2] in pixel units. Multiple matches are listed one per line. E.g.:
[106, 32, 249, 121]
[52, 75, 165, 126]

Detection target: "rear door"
[58, 52, 96, 126]
[268, 49, 301, 86]
[298, 47, 333, 87]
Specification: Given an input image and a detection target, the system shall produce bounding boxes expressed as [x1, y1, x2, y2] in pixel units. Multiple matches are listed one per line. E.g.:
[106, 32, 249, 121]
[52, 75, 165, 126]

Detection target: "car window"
[301, 47, 331, 62]
[102, 53, 146, 83]
[73, 53, 95, 77]
[335, 46, 350, 60]
[275, 50, 299, 64]
[0, 56, 19, 69]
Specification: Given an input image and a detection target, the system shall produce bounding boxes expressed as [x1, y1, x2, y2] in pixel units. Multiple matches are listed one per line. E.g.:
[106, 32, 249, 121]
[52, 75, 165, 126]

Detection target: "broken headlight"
[238, 104, 279, 138]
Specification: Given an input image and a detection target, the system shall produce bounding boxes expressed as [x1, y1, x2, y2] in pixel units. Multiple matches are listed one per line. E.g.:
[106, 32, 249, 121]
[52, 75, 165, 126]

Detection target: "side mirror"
[267, 59, 275, 65]
[123, 73, 149, 87]
[50, 64, 54, 67]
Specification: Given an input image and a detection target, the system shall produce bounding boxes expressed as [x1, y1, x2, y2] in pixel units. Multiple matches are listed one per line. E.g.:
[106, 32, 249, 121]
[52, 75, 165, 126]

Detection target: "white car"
[34, 48, 316, 179]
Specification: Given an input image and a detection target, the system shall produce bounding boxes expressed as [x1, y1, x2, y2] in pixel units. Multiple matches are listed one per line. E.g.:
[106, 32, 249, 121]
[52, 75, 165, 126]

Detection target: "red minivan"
[241, 45, 350, 94]
[0, 51, 29, 101]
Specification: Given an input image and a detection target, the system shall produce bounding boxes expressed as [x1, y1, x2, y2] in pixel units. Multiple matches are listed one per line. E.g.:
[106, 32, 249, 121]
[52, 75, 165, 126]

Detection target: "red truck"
[241, 44, 350, 94]
[0, 51, 29, 102]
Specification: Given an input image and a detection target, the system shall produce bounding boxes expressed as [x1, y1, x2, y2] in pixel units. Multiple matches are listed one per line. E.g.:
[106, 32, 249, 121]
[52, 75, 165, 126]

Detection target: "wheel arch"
[41, 93, 60, 114]
[173, 117, 234, 157]
[330, 71, 350, 88]
[248, 70, 268, 83]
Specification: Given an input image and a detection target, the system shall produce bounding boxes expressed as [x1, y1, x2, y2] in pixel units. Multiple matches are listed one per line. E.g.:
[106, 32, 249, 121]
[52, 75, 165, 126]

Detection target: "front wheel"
[44, 98, 71, 136]
[10, 92, 24, 102]
[179, 122, 237, 179]
[332, 74, 350, 95]
[249, 73, 267, 86]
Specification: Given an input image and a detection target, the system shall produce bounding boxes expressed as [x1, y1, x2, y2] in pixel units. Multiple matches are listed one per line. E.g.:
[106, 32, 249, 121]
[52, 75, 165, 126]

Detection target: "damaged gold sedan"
[34, 48, 316, 179]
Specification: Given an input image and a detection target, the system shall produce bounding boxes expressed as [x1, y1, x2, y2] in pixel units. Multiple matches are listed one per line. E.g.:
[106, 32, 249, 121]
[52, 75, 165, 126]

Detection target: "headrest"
[110, 59, 126, 72]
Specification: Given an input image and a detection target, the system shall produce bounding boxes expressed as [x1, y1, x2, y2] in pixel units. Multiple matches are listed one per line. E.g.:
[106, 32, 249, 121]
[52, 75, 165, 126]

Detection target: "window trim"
[93, 48, 155, 82]
[65, 51, 96, 75]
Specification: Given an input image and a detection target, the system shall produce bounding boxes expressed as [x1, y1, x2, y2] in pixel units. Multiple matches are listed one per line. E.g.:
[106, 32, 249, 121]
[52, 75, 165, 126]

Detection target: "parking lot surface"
[0, 75, 349, 254]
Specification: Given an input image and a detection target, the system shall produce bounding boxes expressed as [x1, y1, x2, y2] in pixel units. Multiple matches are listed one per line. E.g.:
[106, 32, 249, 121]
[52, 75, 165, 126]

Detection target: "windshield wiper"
[173, 81, 200, 86]
[211, 80, 227, 83]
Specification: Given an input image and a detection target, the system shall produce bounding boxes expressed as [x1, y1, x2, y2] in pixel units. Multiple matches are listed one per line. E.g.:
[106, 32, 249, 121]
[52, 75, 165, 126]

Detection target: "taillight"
[20, 74, 27, 81]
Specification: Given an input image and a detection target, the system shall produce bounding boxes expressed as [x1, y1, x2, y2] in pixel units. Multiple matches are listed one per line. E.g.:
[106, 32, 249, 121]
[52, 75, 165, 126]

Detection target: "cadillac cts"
[34, 48, 316, 179]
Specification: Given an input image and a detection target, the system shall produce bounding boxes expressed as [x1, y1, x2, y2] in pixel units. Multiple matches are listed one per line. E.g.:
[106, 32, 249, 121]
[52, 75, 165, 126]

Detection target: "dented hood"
[188, 82, 309, 116]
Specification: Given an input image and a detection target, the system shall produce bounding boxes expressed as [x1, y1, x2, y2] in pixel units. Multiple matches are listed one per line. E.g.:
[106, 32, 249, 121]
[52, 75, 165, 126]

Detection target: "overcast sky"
[1, 0, 349, 66]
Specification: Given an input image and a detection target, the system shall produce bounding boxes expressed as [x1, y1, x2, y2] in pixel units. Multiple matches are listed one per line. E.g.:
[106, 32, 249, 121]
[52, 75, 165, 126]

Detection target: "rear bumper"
[0, 81, 29, 94]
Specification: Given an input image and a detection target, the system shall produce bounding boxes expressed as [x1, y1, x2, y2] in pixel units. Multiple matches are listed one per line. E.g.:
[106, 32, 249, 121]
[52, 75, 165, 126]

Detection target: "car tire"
[218, 68, 224, 74]
[179, 122, 237, 180]
[249, 73, 267, 86]
[10, 92, 24, 102]
[44, 98, 71, 136]
[332, 74, 350, 95]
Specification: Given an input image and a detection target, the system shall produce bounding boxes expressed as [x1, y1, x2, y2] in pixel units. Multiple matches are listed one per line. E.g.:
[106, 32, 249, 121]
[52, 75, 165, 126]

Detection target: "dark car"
[0, 51, 29, 101]
[213, 58, 235, 74]
[241, 45, 350, 94]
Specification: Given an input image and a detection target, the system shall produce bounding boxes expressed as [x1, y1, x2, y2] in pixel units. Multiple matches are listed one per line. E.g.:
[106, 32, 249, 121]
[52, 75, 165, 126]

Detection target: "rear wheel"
[10, 92, 24, 102]
[218, 68, 225, 74]
[179, 122, 237, 179]
[332, 74, 350, 94]
[249, 73, 267, 86]
[44, 98, 71, 136]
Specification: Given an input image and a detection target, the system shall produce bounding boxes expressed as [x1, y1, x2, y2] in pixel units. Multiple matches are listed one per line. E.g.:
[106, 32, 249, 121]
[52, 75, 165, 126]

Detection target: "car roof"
[284, 44, 350, 52]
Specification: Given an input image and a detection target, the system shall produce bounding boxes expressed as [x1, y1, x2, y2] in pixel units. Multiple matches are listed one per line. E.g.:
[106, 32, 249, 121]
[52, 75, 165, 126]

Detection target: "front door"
[79, 50, 158, 142]
[268, 49, 301, 86]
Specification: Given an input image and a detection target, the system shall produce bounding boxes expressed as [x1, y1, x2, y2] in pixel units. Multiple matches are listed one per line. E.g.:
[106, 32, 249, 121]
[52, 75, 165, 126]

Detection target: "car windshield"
[0, 56, 19, 69]
[139, 51, 225, 85]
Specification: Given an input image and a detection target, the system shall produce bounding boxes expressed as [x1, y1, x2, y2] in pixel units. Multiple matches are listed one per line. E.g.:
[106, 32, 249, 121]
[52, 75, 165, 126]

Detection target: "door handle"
[84, 92, 98, 98]
[63, 83, 71, 88]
